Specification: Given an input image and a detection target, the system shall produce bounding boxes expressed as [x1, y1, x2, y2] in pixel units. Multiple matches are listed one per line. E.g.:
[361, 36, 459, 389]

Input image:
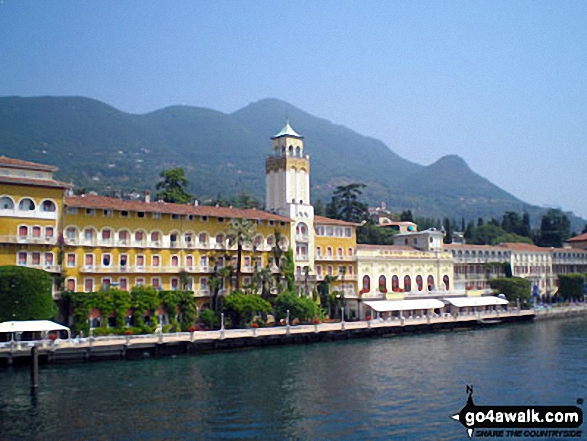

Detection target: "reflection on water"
[1, 317, 586, 440]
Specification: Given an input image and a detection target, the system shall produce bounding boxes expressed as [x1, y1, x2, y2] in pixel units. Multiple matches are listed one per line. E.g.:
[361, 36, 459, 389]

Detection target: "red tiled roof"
[65, 195, 292, 222]
[314, 215, 360, 226]
[0, 175, 71, 189]
[0, 156, 58, 172]
[567, 233, 587, 243]
[498, 242, 548, 252]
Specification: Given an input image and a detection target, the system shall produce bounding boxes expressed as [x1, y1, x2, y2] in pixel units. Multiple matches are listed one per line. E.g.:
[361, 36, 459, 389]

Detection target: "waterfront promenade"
[2, 304, 585, 366]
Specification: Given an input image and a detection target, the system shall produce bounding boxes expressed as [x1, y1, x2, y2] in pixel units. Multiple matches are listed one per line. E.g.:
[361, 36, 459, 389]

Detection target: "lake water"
[1, 317, 585, 440]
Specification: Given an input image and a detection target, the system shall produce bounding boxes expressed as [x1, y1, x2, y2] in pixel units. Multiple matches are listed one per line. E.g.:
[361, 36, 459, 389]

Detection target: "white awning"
[444, 296, 509, 308]
[364, 299, 445, 312]
[0, 320, 69, 334]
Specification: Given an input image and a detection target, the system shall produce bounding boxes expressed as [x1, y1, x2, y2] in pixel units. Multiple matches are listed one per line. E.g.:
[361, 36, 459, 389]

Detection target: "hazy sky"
[1, 1, 585, 219]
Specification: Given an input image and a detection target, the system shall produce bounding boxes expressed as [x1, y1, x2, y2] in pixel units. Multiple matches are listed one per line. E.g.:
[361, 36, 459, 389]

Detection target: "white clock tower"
[266, 120, 315, 273]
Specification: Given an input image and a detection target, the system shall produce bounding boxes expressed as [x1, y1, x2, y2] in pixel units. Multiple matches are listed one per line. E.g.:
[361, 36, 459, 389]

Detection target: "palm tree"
[227, 218, 256, 291]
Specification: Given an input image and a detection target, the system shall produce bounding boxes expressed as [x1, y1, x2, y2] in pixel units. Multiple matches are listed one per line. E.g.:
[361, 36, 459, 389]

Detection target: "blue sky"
[1, 1, 586, 220]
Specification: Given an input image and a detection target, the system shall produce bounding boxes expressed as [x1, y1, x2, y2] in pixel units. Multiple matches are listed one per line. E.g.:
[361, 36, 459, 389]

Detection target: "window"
[84, 228, 94, 241]
[152, 277, 161, 289]
[18, 198, 35, 211]
[66, 278, 76, 291]
[67, 253, 76, 267]
[0, 196, 14, 210]
[85, 208, 96, 216]
[120, 254, 128, 268]
[151, 231, 161, 243]
[316, 246, 322, 257]
[199, 233, 208, 246]
[152, 255, 160, 267]
[66, 227, 77, 240]
[361, 275, 370, 293]
[119, 278, 128, 291]
[18, 225, 28, 237]
[84, 254, 94, 267]
[172, 214, 180, 220]
[135, 278, 145, 286]
[171, 255, 179, 267]
[101, 229, 112, 241]
[103, 209, 113, 217]
[135, 231, 144, 242]
[45, 253, 53, 266]
[216, 234, 224, 245]
[84, 278, 94, 292]
[17, 252, 27, 265]
[120, 210, 129, 218]
[404, 276, 411, 292]
[102, 278, 111, 290]
[102, 254, 111, 267]
[41, 200, 56, 212]
[119, 230, 128, 243]
[137, 212, 145, 218]
[200, 277, 208, 290]
[152, 212, 161, 220]
[316, 265, 322, 276]
[45, 227, 54, 238]
[171, 278, 179, 291]
[32, 226, 41, 237]
[136, 255, 145, 268]
[66, 207, 78, 215]
[186, 255, 194, 268]
[200, 255, 208, 269]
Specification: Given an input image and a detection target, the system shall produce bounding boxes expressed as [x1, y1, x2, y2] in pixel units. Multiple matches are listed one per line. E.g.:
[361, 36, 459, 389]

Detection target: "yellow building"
[0, 122, 360, 315]
[0, 157, 70, 287]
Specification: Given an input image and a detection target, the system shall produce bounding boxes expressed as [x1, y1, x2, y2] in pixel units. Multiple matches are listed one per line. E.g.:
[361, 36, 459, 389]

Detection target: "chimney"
[145, 190, 151, 203]
[194, 199, 199, 206]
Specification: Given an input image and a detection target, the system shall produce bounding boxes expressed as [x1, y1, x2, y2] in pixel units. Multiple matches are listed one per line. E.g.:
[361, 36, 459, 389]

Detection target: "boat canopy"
[364, 299, 445, 312]
[443, 296, 509, 308]
[0, 320, 70, 336]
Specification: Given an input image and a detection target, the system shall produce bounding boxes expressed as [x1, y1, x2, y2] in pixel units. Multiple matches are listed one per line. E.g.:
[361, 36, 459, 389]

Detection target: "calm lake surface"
[1, 317, 586, 441]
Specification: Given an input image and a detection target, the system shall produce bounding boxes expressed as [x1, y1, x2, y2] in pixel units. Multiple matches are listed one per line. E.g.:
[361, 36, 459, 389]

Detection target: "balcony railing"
[0, 235, 58, 245]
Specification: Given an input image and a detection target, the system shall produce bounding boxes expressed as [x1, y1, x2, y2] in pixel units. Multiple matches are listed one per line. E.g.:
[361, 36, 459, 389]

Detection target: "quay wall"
[0, 310, 535, 367]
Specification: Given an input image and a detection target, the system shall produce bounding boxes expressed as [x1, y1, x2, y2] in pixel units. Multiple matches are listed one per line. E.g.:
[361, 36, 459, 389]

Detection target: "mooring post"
[220, 313, 225, 339]
[286, 310, 290, 336]
[30, 345, 39, 390]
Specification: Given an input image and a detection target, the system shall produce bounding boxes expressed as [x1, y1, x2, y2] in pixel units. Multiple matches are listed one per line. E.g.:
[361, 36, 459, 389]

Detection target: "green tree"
[538, 209, 571, 247]
[489, 277, 532, 306]
[557, 274, 585, 300]
[314, 199, 326, 216]
[443, 218, 452, 244]
[326, 183, 368, 223]
[155, 167, 191, 203]
[357, 221, 396, 245]
[274, 291, 320, 323]
[470, 224, 508, 245]
[223, 291, 271, 328]
[227, 218, 256, 290]
[0, 266, 57, 322]
[400, 210, 414, 222]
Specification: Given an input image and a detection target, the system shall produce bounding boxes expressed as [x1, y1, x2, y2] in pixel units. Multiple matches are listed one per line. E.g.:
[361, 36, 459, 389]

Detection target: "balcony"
[295, 255, 309, 262]
[0, 235, 57, 245]
[295, 234, 309, 243]
[194, 289, 211, 298]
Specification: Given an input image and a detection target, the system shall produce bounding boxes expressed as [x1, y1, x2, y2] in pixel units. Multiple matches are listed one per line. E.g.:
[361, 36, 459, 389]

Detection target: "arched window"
[41, 200, 56, 212]
[18, 198, 35, 211]
[361, 275, 371, 294]
[378, 275, 387, 293]
[427, 275, 435, 291]
[199, 232, 209, 246]
[295, 146, 301, 157]
[118, 229, 130, 244]
[327, 247, 333, 257]
[392, 275, 399, 292]
[443, 275, 450, 290]
[289, 145, 294, 156]
[0, 196, 14, 210]
[416, 275, 423, 291]
[404, 276, 411, 292]
[18, 225, 28, 237]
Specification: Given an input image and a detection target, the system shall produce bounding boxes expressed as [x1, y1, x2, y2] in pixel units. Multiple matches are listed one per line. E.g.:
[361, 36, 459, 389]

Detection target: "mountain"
[0, 96, 584, 231]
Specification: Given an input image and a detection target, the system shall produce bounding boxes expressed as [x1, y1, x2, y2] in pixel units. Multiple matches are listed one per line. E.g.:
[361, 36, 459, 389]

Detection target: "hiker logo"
[451, 385, 583, 439]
